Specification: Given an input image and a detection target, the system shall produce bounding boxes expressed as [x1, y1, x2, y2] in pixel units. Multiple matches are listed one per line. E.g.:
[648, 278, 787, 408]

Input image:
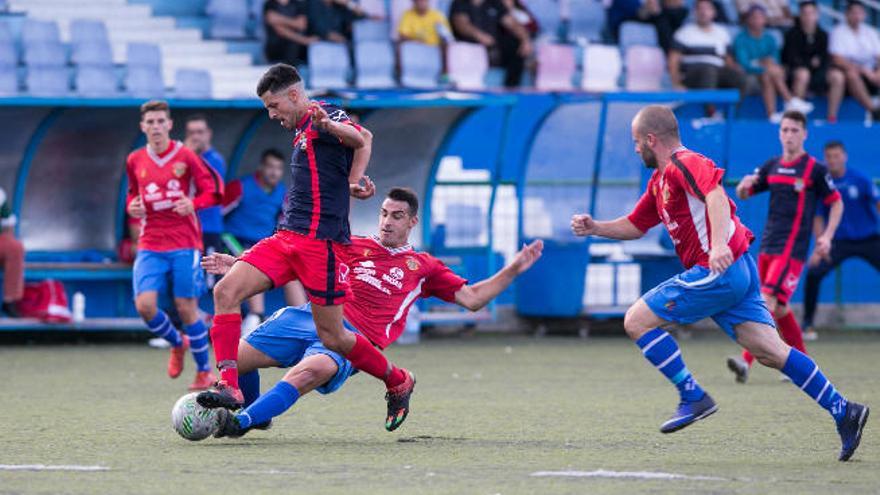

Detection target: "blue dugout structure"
[1, 90, 878, 328]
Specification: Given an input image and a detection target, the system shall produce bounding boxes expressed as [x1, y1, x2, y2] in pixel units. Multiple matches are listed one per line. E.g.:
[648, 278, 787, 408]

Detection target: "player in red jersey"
[126, 100, 223, 390]
[198, 64, 419, 432]
[726, 110, 843, 383]
[570, 106, 866, 461]
[198, 187, 543, 437]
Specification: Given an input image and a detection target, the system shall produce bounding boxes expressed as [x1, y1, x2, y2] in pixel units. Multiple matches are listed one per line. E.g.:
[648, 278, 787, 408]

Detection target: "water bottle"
[72, 292, 85, 322]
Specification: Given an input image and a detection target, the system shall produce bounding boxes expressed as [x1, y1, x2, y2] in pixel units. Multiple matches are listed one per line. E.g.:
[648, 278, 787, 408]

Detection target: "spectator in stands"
[501, 0, 539, 38]
[802, 140, 880, 339]
[0, 187, 23, 317]
[783, 1, 845, 123]
[449, 0, 533, 87]
[304, 0, 368, 43]
[668, 0, 745, 116]
[604, 0, 643, 43]
[184, 114, 227, 267]
[829, 0, 880, 120]
[735, 0, 793, 27]
[398, 0, 454, 46]
[641, 0, 690, 53]
[264, 0, 313, 65]
[733, 5, 814, 121]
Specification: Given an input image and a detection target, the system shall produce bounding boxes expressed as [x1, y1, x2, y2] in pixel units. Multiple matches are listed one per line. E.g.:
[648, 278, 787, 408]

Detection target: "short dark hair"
[695, 0, 715, 7]
[140, 99, 170, 118]
[260, 148, 285, 163]
[387, 187, 419, 217]
[824, 140, 846, 151]
[781, 110, 807, 128]
[846, 0, 864, 11]
[798, 0, 817, 9]
[185, 113, 209, 127]
[256, 64, 302, 96]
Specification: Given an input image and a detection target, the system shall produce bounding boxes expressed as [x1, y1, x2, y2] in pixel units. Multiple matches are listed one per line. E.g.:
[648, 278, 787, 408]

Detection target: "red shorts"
[240, 230, 350, 306]
[758, 253, 804, 305]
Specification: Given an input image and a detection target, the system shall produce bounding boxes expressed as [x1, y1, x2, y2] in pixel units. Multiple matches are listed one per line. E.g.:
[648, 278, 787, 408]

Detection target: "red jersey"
[126, 140, 223, 252]
[627, 149, 754, 269]
[342, 236, 467, 349]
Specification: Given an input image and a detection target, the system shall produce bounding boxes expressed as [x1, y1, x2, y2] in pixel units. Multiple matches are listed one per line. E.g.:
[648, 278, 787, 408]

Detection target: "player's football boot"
[197, 380, 244, 410]
[385, 370, 416, 432]
[213, 409, 272, 439]
[188, 370, 217, 391]
[837, 402, 869, 461]
[726, 356, 749, 384]
[167, 335, 190, 379]
[660, 393, 718, 434]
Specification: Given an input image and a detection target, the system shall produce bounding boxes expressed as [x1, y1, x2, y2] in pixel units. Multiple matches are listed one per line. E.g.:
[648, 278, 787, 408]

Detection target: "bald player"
[570, 105, 868, 461]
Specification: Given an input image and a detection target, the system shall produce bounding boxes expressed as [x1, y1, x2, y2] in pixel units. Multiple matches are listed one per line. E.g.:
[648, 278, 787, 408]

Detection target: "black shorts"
[786, 66, 828, 93]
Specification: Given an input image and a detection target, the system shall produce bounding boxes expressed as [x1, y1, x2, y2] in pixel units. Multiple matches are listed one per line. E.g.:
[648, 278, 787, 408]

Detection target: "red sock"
[210, 313, 242, 389]
[777, 311, 807, 354]
[742, 349, 755, 366]
[344, 334, 407, 388]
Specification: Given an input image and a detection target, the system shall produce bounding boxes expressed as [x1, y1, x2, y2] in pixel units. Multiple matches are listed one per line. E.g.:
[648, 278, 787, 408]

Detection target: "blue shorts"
[244, 304, 356, 395]
[643, 252, 776, 339]
[133, 249, 205, 299]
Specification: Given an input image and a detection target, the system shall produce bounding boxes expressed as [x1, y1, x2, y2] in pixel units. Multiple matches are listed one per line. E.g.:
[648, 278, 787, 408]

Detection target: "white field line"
[0, 464, 110, 472]
[531, 470, 726, 481]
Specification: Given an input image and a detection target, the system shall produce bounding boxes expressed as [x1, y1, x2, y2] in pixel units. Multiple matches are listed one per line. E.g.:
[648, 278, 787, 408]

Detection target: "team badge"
[405, 257, 419, 271]
[172, 162, 187, 178]
[166, 179, 181, 191]
[664, 300, 676, 311]
[390, 267, 404, 280]
[661, 183, 670, 205]
[338, 263, 350, 283]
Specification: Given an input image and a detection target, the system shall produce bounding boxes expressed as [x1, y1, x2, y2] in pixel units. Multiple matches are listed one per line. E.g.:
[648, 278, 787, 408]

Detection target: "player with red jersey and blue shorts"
[726, 110, 843, 383]
[199, 64, 420, 432]
[126, 100, 224, 391]
[195, 188, 543, 437]
[571, 105, 867, 461]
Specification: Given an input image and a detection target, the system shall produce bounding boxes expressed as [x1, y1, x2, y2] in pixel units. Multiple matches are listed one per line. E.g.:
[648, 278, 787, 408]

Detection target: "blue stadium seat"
[23, 42, 66, 68]
[528, 0, 561, 40]
[0, 22, 13, 44]
[70, 19, 109, 46]
[127, 43, 162, 69]
[26, 67, 70, 96]
[174, 68, 212, 98]
[307, 42, 350, 89]
[568, 0, 604, 41]
[399, 41, 440, 89]
[71, 41, 113, 68]
[355, 41, 395, 88]
[75, 66, 120, 97]
[353, 20, 390, 42]
[619, 21, 658, 49]
[0, 71, 18, 95]
[207, 0, 249, 39]
[0, 42, 17, 68]
[22, 19, 60, 44]
[125, 67, 165, 98]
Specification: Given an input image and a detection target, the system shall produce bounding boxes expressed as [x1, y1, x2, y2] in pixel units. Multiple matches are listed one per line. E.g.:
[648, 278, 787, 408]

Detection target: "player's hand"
[350, 175, 375, 200]
[571, 214, 598, 237]
[709, 244, 734, 273]
[736, 175, 756, 200]
[172, 197, 195, 216]
[814, 235, 833, 261]
[511, 240, 544, 275]
[518, 39, 533, 57]
[201, 252, 237, 275]
[310, 102, 332, 132]
[807, 250, 823, 268]
[127, 196, 146, 218]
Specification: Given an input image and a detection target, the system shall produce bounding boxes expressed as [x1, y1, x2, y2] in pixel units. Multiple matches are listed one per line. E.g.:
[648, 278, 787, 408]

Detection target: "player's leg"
[237, 339, 281, 407]
[802, 252, 838, 335]
[172, 250, 214, 389]
[283, 280, 307, 306]
[133, 251, 186, 375]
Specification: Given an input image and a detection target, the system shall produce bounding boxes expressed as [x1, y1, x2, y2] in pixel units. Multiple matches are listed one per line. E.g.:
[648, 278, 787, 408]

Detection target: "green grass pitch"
[2, 333, 878, 494]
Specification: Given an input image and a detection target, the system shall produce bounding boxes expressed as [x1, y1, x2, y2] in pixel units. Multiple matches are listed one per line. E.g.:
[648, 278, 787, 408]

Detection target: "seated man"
[200, 187, 543, 436]
[735, 0, 793, 27]
[263, 0, 313, 65]
[733, 5, 813, 121]
[0, 187, 23, 317]
[398, 0, 453, 46]
[829, 0, 880, 120]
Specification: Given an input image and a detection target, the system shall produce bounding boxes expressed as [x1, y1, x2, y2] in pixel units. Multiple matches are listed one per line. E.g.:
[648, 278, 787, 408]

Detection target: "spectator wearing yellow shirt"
[398, 0, 453, 46]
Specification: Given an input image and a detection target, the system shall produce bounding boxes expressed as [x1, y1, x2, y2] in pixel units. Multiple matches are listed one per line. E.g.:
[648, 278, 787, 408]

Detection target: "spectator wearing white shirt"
[829, 0, 880, 119]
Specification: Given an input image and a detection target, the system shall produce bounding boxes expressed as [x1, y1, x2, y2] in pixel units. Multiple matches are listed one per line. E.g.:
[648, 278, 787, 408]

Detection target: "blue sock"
[146, 311, 182, 347]
[636, 328, 705, 403]
[781, 348, 848, 423]
[239, 370, 261, 408]
[184, 320, 211, 372]
[236, 381, 300, 429]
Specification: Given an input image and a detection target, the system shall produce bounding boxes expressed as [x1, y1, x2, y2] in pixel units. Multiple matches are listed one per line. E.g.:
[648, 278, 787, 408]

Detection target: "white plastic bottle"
[72, 292, 85, 322]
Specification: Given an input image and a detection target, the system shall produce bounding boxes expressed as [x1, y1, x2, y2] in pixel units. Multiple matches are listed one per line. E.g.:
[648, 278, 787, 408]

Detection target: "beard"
[641, 146, 659, 169]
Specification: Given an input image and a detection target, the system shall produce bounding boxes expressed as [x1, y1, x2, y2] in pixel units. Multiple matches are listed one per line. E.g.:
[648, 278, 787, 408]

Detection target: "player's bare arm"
[570, 214, 644, 240]
[736, 174, 758, 199]
[349, 127, 373, 199]
[705, 186, 734, 273]
[127, 196, 146, 218]
[815, 199, 843, 259]
[453, 240, 544, 311]
[202, 252, 237, 276]
[309, 102, 366, 149]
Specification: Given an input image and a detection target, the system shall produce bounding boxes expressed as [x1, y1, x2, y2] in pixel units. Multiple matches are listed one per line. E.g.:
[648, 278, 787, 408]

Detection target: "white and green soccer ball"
[171, 392, 219, 441]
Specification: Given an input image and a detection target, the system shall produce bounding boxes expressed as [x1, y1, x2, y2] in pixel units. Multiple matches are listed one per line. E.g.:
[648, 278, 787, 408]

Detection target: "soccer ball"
[171, 392, 219, 441]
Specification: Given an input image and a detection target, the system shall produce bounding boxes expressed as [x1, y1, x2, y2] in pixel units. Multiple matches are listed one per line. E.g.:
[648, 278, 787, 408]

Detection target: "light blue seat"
[207, 0, 249, 38]
[0, 42, 17, 68]
[353, 20, 390, 42]
[71, 41, 113, 68]
[26, 67, 70, 96]
[75, 66, 120, 96]
[0, 70, 18, 95]
[355, 40, 395, 88]
[307, 42, 350, 89]
[620, 21, 658, 49]
[174, 68, 212, 98]
[127, 42, 161, 69]
[126, 67, 165, 98]
[399, 41, 440, 88]
[22, 19, 60, 44]
[70, 19, 109, 46]
[23, 42, 66, 67]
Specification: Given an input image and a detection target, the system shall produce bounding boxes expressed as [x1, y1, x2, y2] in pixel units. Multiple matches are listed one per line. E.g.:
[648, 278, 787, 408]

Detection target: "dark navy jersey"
[278, 102, 359, 243]
[750, 153, 841, 260]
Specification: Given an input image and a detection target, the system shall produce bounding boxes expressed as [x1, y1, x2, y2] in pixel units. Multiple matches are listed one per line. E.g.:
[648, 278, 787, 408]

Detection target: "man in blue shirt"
[803, 140, 880, 338]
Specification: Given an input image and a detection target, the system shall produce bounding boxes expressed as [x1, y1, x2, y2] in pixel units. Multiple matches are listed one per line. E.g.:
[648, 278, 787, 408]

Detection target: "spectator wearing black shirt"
[783, 1, 845, 122]
[449, 0, 533, 87]
[264, 0, 313, 65]
[641, 0, 689, 53]
[305, 0, 367, 43]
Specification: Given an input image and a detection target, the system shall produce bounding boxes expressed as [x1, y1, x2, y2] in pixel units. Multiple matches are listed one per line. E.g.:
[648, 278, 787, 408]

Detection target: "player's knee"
[173, 299, 197, 321]
[623, 307, 649, 340]
[794, 68, 809, 83]
[288, 362, 335, 390]
[135, 299, 157, 321]
[213, 278, 242, 311]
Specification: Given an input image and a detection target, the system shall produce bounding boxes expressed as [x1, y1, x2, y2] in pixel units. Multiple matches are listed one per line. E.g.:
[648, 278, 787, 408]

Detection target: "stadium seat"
[529, 0, 561, 41]
[581, 44, 622, 91]
[567, 0, 604, 41]
[75, 67, 120, 97]
[70, 19, 110, 47]
[625, 45, 665, 90]
[26, 67, 70, 96]
[22, 19, 60, 44]
[447, 42, 488, 90]
[71, 41, 113, 68]
[125, 67, 165, 98]
[535, 43, 575, 91]
[174, 68, 212, 98]
[0, 22, 13, 44]
[0, 42, 17, 68]
[399, 41, 441, 89]
[23, 42, 66, 68]
[359, 0, 387, 17]
[619, 21, 658, 49]
[354, 41, 395, 89]
[307, 42, 350, 89]
[353, 20, 391, 42]
[127, 43, 162, 69]
[0, 70, 16, 95]
[207, 0, 249, 39]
